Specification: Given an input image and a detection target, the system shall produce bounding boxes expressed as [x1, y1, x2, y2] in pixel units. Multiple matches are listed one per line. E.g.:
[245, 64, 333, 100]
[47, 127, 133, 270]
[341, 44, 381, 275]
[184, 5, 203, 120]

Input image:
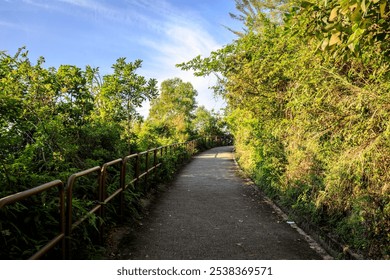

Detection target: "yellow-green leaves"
[294, 0, 389, 60]
[361, 0, 368, 13]
[379, 0, 387, 17]
[146, 78, 197, 144]
[179, 0, 390, 259]
[321, 38, 330, 50]
[347, 26, 366, 51]
[329, 6, 340, 21]
[329, 32, 342, 45]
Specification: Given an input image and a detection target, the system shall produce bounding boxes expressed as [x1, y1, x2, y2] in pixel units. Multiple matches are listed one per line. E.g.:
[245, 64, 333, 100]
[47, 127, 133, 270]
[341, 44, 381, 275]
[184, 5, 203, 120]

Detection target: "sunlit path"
[108, 146, 330, 260]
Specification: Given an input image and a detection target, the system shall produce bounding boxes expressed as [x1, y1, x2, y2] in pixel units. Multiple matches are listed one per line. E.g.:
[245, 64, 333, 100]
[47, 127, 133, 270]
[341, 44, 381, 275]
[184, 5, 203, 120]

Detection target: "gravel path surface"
[109, 146, 329, 260]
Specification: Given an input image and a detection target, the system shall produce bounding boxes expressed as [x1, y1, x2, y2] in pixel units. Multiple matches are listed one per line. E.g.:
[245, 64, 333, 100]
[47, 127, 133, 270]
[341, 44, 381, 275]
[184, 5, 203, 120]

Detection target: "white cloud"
[19, 0, 227, 116]
[58, 0, 100, 7]
[0, 20, 19, 28]
[128, 1, 225, 117]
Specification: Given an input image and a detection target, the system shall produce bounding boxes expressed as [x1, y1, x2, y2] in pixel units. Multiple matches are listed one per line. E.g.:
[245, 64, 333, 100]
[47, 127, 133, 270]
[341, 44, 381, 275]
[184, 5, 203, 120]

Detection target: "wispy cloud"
[22, 0, 55, 9]
[57, 0, 119, 19]
[0, 20, 18, 28]
[123, 0, 225, 115]
[23, 0, 106, 10]
[58, 0, 104, 8]
[18, 0, 227, 115]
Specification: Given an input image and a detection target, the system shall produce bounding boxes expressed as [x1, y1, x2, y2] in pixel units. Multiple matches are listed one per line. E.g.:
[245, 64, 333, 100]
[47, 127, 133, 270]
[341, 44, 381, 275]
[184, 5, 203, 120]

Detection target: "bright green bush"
[179, 0, 389, 258]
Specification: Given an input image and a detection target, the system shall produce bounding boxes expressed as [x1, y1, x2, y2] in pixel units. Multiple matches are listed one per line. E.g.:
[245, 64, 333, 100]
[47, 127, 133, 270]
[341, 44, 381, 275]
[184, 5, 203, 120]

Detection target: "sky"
[0, 0, 242, 117]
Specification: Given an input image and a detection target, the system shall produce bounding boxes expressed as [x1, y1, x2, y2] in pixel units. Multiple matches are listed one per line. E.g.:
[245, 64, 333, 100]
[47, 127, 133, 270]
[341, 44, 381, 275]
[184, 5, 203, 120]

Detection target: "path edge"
[231, 148, 334, 260]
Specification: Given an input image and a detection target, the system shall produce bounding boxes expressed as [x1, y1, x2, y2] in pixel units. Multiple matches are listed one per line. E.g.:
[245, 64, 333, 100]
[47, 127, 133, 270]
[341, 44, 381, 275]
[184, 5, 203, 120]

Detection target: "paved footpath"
[109, 146, 330, 260]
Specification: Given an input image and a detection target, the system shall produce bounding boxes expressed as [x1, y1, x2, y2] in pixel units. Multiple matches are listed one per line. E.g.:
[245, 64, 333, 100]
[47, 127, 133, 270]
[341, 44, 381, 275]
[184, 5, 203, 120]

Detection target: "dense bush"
[179, 0, 389, 259]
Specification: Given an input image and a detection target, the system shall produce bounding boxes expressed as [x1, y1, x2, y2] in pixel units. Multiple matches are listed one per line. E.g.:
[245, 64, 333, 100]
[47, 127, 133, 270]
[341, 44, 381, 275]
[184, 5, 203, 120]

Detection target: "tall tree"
[96, 58, 157, 123]
[192, 106, 224, 137]
[146, 77, 197, 144]
[229, 0, 290, 35]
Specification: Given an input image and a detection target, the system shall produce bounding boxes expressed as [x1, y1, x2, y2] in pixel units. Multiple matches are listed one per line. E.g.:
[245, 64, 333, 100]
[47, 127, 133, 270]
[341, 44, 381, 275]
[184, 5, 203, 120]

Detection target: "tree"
[145, 78, 197, 144]
[0, 48, 61, 190]
[95, 58, 157, 122]
[0, 48, 172, 259]
[229, 0, 290, 35]
[192, 106, 224, 137]
[0, 49, 159, 190]
[56, 65, 94, 125]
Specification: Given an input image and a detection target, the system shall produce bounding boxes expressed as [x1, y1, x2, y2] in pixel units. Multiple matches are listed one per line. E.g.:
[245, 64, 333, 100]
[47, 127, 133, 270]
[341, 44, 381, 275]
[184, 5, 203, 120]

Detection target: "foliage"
[192, 106, 226, 137]
[0, 48, 159, 181]
[0, 48, 159, 259]
[292, 0, 389, 59]
[178, 0, 389, 258]
[139, 77, 198, 146]
[96, 58, 158, 149]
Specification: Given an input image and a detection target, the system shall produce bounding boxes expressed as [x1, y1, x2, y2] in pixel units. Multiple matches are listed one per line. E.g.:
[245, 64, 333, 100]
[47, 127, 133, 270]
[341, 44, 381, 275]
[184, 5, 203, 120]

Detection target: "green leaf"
[346, 28, 365, 51]
[361, 0, 367, 13]
[323, 23, 336, 32]
[329, 7, 339, 22]
[379, 2, 387, 18]
[300, 1, 314, 8]
[350, 6, 362, 22]
[321, 38, 330, 50]
[329, 32, 342, 46]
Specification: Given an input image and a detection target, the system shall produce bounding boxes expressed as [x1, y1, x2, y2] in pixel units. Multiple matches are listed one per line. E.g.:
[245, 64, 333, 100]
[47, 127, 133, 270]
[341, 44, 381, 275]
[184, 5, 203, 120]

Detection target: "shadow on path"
[108, 146, 329, 260]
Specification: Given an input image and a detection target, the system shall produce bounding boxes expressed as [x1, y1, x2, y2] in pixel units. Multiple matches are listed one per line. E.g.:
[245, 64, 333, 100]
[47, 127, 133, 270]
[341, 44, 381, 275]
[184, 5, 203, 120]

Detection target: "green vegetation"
[0, 49, 157, 192]
[1, 0, 388, 260]
[137, 77, 198, 147]
[0, 48, 225, 259]
[179, 0, 389, 259]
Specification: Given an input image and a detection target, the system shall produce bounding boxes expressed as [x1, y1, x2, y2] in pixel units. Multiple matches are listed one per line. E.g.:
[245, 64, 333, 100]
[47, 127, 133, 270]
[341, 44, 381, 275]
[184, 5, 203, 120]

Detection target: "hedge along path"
[109, 146, 331, 260]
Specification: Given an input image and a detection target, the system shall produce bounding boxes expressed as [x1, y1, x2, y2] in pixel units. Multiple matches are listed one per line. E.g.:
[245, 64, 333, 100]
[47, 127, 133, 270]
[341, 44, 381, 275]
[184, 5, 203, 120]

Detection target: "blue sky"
[1, 0, 241, 116]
